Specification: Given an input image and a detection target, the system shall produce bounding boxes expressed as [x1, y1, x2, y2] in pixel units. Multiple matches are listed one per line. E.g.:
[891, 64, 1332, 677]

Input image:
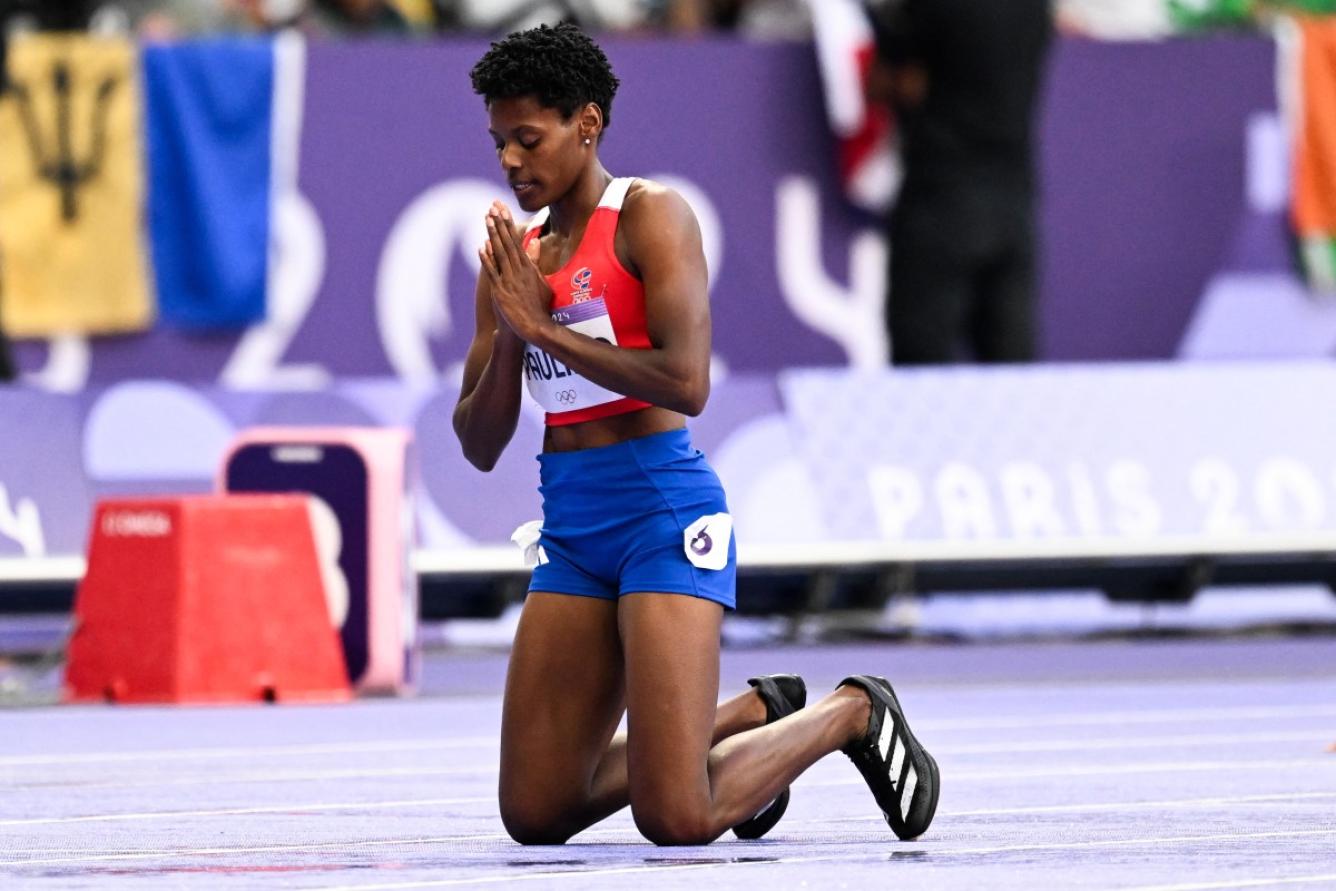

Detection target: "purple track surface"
[3, 637, 1335, 890]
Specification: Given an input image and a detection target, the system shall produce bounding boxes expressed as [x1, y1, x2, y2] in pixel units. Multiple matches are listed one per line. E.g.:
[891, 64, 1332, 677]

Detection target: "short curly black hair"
[469, 23, 620, 131]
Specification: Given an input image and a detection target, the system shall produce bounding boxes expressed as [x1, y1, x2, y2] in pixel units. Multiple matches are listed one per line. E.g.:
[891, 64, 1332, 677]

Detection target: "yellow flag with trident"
[0, 33, 153, 338]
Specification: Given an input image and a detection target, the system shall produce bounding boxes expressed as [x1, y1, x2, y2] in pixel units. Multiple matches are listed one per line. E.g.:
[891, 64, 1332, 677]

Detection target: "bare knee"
[499, 796, 575, 846]
[632, 805, 716, 847]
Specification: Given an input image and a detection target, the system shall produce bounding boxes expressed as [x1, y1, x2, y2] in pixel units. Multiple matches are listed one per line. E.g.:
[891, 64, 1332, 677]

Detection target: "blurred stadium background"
[1, 0, 1336, 886]
[2, 0, 1336, 886]
[4, 0, 1336, 652]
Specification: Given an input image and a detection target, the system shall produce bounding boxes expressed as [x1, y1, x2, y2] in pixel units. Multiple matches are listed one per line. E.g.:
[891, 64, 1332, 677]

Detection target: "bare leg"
[498, 593, 625, 844]
[586, 682, 770, 810]
[619, 593, 869, 845]
[498, 592, 783, 844]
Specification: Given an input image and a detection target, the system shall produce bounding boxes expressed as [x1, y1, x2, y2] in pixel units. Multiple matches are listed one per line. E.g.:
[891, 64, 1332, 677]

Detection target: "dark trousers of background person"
[0, 324, 13, 382]
[0, 260, 13, 381]
[887, 174, 1037, 364]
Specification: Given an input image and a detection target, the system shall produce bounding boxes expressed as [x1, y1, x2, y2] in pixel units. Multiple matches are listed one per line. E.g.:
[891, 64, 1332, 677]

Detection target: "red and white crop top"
[519, 177, 653, 427]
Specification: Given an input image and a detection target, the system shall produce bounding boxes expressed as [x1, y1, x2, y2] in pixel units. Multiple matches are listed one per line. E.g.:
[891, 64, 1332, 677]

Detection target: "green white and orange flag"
[1293, 15, 1336, 292]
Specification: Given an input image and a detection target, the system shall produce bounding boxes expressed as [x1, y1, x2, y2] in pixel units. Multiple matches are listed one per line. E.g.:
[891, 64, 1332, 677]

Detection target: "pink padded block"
[219, 427, 417, 695]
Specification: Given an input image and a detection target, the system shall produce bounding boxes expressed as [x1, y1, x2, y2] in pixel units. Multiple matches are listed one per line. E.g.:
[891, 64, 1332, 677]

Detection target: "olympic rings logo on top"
[556, 390, 578, 405]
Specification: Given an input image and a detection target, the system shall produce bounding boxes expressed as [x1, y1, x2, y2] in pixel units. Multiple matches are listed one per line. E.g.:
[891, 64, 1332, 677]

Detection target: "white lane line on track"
[8, 789, 1329, 831]
[801, 757, 1336, 787]
[1119, 875, 1336, 891]
[2, 765, 496, 792]
[4, 703, 1334, 768]
[0, 796, 495, 827]
[0, 833, 512, 867]
[0, 738, 495, 767]
[5, 826, 1336, 872]
[5, 728, 1328, 785]
[807, 791, 1336, 823]
[464, 791, 1336, 842]
[6, 791, 1334, 859]
[8, 755, 1333, 794]
[936, 730, 1328, 755]
[296, 828, 1336, 890]
[920, 704, 1336, 731]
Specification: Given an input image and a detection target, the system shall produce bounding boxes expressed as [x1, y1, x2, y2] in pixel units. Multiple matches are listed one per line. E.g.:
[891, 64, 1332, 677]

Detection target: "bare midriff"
[542, 406, 685, 452]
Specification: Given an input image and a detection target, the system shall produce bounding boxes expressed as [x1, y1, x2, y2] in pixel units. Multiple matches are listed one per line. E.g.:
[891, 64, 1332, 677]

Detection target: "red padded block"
[64, 495, 352, 704]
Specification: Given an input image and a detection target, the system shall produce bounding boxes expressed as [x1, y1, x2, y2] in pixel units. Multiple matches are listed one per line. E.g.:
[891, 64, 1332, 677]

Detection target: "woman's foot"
[731, 674, 807, 839]
[838, 675, 940, 840]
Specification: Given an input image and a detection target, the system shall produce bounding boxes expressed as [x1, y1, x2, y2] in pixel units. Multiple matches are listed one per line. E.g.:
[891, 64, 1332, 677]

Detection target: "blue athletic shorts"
[528, 427, 737, 609]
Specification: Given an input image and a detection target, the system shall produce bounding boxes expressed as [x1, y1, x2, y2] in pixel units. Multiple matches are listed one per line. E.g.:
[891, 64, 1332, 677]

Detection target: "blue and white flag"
[143, 36, 304, 330]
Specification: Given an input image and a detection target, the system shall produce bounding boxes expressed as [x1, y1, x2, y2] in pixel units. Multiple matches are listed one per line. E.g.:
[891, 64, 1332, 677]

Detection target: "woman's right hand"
[480, 203, 553, 345]
[454, 204, 533, 472]
[480, 202, 540, 345]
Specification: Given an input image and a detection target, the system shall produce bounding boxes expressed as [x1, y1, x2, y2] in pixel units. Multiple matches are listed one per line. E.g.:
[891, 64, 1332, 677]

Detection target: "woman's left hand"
[479, 204, 551, 343]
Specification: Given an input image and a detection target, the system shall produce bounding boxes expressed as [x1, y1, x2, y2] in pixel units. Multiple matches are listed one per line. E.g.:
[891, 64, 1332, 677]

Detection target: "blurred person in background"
[0, 0, 94, 30]
[866, 0, 1053, 365]
[28, 0, 95, 29]
[450, 0, 650, 33]
[1054, 0, 1336, 39]
[2, 0, 228, 37]
[196, 0, 419, 36]
[660, 0, 809, 38]
[106, 1, 230, 38]
[306, 0, 413, 35]
[218, 0, 307, 31]
[1054, 0, 1177, 37]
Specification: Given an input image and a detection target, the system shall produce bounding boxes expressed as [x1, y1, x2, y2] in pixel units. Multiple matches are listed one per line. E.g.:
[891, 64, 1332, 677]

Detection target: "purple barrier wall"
[1039, 37, 1277, 360]
[11, 35, 1305, 386]
[0, 376, 790, 557]
[7, 362, 1336, 559]
[782, 362, 1336, 543]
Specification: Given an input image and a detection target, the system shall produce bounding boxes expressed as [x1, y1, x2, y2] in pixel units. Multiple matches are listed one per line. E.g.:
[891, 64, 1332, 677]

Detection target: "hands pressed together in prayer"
[479, 201, 552, 344]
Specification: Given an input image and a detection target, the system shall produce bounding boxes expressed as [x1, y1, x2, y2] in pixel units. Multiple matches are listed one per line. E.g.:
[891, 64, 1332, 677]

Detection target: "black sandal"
[732, 673, 807, 840]
[839, 675, 940, 840]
